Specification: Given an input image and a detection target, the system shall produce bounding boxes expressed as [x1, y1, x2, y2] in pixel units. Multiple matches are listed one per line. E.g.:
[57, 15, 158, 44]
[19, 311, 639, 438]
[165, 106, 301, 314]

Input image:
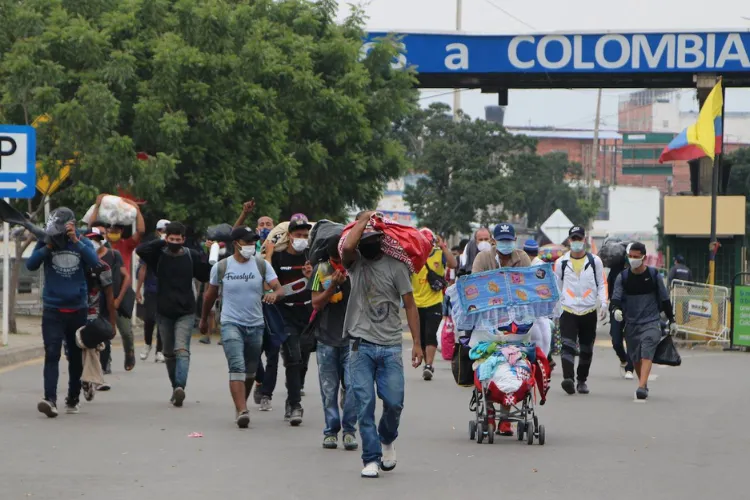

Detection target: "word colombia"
[363, 32, 750, 73]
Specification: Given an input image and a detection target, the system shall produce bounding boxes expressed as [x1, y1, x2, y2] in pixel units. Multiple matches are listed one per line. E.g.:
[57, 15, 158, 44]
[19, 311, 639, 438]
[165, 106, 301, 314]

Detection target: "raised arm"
[26, 240, 50, 271]
[342, 211, 374, 268]
[233, 199, 255, 228]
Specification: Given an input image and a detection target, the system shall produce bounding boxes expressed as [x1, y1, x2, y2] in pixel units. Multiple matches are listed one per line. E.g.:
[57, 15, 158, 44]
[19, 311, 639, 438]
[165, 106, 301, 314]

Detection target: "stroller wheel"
[469, 421, 477, 440]
[487, 423, 495, 444]
[477, 422, 485, 444]
[527, 424, 535, 445]
[517, 422, 525, 441]
[538, 425, 546, 446]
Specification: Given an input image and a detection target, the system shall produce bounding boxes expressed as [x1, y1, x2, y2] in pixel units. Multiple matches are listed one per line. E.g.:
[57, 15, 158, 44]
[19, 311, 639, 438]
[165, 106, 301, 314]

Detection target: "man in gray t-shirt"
[341, 211, 422, 479]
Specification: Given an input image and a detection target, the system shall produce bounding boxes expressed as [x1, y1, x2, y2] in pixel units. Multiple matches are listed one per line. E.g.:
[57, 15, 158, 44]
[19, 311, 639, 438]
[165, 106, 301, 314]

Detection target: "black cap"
[230, 226, 260, 242]
[568, 225, 586, 238]
[288, 214, 312, 232]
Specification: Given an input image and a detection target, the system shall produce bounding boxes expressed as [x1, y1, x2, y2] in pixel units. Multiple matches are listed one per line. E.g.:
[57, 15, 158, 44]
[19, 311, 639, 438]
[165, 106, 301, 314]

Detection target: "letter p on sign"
[0, 136, 17, 170]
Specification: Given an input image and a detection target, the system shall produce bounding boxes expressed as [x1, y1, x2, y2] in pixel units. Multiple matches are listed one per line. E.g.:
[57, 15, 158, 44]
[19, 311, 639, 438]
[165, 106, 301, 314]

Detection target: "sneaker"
[343, 433, 359, 451]
[82, 382, 95, 402]
[103, 360, 112, 375]
[199, 335, 211, 345]
[236, 410, 250, 429]
[252, 384, 263, 405]
[361, 462, 380, 478]
[125, 350, 136, 372]
[172, 387, 186, 407]
[635, 387, 649, 400]
[381, 442, 397, 471]
[300, 387, 305, 397]
[619, 361, 627, 378]
[97, 382, 111, 391]
[422, 365, 434, 381]
[498, 421, 513, 436]
[65, 398, 80, 414]
[260, 396, 272, 412]
[561, 378, 575, 395]
[155, 352, 165, 363]
[576, 382, 590, 395]
[624, 371, 635, 380]
[284, 402, 291, 421]
[37, 399, 58, 418]
[289, 406, 303, 427]
[140, 345, 152, 361]
[323, 435, 338, 449]
[217, 339, 223, 346]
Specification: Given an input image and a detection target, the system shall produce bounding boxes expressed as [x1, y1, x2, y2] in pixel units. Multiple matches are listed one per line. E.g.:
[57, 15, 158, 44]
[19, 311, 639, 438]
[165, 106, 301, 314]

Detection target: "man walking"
[608, 256, 634, 380]
[667, 255, 692, 288]
[309, 236, 358, 451]
[524, 239, 543, 265]
[136, 219, 169, 363]
[136, 222, 211, 407]
[341, 211, 422, 479]
[611, 242, 676, 400]
[28, 208, 100, 417]
[200, 227, 284, 428]
[554, 226, 607, 396]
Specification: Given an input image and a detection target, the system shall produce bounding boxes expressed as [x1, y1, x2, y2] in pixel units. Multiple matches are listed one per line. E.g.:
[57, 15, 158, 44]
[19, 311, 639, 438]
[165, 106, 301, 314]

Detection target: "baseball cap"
[156, 219, 170, 231]
[569, 226, 586, 239]
[288, 213, 312, 232]
[85, 227, 105, 240]
[493, 223, 516, 241]
[523, 239, 539, 253]
[419, 228, 436, 245]
[230, 226, 260, 243]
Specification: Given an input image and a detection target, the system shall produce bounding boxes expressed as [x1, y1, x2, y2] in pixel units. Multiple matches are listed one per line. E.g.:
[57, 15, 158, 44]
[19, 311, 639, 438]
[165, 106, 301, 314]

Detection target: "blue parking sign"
[0, 125, 36, 199]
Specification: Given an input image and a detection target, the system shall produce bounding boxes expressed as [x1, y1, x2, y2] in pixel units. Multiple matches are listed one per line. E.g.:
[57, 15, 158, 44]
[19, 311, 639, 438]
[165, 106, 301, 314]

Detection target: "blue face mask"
[496, 241, 515, 256]
[259, 228, 271, 241]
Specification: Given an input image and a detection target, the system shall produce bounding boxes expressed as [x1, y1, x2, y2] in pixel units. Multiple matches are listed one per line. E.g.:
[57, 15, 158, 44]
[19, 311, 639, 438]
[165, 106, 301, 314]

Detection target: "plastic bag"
[267, 222, 290, 253]
[309, 219, 344, 264]
[96, 195, 137, 226]
[653, 334, 682, 366]
[440, 316, 456, 361]
[206, 223, 233, 242]
[599, 238, 630, 269]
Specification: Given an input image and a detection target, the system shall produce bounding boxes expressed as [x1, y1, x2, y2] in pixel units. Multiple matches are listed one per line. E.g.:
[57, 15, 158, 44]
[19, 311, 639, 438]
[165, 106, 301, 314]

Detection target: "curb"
[0, 345, 46, 369]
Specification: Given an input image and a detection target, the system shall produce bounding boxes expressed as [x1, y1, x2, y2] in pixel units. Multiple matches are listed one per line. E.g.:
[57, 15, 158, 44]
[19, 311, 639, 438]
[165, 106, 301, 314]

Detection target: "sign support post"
[2, 198, 8, 346]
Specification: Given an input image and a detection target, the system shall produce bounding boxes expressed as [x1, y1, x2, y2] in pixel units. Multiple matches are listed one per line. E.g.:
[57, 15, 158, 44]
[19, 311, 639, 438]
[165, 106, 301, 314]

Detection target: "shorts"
[419, 303, 443, 350]
[625, 321, 661, 363]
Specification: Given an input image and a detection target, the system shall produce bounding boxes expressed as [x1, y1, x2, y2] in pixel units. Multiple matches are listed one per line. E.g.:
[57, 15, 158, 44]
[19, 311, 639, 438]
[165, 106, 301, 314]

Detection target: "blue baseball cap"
[493, 223, 516, 241]
[523, 239, 539, 253]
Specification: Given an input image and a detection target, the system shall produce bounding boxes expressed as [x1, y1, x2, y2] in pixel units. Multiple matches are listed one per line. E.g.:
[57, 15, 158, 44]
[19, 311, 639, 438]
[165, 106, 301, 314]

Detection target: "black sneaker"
[37, 399, 58, 418]
[252, 384, 263, 405]
[289, 406, 303, 427]
[82, 382, 95, 402]
[561, 378, 575, 395]
[124, 350, 136, 372]
[635, 387, 649, 400]
[172, 387, 186, 407]
[199, 335, 211, 345]
[576, 382, 590, 395]
[422, 365, 434, 381]
[284, 402, 291, 421]
[236, 410, 250, 429]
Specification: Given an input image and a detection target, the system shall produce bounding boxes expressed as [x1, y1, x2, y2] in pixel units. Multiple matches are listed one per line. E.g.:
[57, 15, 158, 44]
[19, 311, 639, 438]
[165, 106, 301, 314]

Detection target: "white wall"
[592, 186, 660, 254]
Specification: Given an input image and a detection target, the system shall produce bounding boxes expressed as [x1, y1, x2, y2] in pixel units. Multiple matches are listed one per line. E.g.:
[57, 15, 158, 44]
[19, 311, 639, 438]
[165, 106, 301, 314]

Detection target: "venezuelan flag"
[658, 80, 723, 163]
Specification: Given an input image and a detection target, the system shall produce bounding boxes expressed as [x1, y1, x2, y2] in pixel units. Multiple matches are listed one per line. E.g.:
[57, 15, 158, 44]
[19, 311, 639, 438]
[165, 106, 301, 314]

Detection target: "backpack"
[216, 256, 268, 297]
[559, 253, 599, 288]
[621, 266, 660, 301]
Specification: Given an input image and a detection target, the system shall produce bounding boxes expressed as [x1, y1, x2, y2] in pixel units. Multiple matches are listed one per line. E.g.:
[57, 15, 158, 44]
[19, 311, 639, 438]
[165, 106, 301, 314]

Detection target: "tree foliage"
[402, 103, 596, 236]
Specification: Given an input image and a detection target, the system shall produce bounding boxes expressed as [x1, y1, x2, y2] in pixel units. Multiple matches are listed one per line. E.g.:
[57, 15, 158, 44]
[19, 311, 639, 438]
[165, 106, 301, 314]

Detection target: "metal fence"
[670, 279, 730, 345]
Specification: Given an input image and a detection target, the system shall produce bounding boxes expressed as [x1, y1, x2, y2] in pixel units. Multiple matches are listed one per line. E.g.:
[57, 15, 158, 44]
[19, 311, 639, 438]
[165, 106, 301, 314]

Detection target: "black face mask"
[167, 242, 182, 253]
[359, 242, 381, 260]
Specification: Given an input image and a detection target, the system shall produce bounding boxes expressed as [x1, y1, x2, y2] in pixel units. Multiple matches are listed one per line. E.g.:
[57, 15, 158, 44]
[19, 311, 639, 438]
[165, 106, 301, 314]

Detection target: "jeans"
[610, 311, 633, 372]
[350, 339, 405, 466]
[221, 323, 264, 382]
[317, 342, 357, 436]
[280, 334, 303, 408]
[116, 314, 134, 353]
[257, 329, 281, 398]
[42, 308, 87, 405]
[559, 311, 598, 383]
[158, 314, 194, 389]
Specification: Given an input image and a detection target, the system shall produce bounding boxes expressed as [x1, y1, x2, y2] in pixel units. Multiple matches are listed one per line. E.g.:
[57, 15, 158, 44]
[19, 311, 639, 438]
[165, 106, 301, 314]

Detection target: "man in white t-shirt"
[200, 226, 284, 429]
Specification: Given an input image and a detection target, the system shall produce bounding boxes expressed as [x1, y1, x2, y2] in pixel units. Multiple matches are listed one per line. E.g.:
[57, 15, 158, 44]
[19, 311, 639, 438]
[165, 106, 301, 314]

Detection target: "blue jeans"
[317, 342, 357, 436]
[221, 323, 264, 382]
[610, 311, 634, 372]
[256, 329, 281, 398]
[349, 339, 404, 465]
[42, 308, 87, 405]
[158, 314, 194, 389]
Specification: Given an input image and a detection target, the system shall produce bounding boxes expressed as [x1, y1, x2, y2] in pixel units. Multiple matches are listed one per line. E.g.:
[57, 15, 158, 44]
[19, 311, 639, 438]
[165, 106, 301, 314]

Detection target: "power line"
[479, 0, 536, 31]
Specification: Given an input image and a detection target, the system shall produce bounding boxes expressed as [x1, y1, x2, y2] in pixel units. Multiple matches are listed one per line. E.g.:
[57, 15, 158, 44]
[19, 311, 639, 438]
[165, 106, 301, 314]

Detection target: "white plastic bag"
[82, 204, 96, 225]
[97, 195, 137, 226]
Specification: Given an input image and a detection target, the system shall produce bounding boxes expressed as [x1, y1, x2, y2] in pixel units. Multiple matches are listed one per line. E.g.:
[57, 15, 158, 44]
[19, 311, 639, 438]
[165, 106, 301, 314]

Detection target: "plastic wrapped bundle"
[308, 219, 344, 263]
[206, 223, 233, 242]
[599, 237, 629, 268]
[82, 195, 137, 226]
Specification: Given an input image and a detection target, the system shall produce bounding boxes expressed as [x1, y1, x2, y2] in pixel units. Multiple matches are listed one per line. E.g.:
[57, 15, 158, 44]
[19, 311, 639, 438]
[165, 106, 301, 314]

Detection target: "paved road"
[0, 341, 747, 500]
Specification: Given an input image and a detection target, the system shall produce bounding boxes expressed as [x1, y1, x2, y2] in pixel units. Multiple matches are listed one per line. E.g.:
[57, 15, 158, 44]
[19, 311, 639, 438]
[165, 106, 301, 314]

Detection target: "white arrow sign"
[540, 209, 573, 245]
[0, 180, 27, 192]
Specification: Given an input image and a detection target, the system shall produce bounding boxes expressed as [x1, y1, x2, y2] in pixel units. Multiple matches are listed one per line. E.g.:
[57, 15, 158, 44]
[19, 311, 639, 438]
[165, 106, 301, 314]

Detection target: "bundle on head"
[308, 219, 344, 263]
[598, 237, 631, 268]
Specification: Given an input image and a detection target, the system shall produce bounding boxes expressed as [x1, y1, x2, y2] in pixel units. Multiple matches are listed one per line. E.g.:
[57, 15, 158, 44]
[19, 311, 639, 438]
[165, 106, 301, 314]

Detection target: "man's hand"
[358, 210, 376, 222]
[437, 235, 447, 249]
[598, 306, 608, 322]
[110, 323, 117, 339]
[136, 290, 143, 304]
[65, 222, 79, 243]
[113, 297, 122, 310]
[262, 292, 279, 304]
[199, 317, 208, 335]
[412, 345, 424, 368]
[242, 199, 255, 214]
[669, 321, 678, 336]
[302, 261, 313, 279]
[331, 270, 346, 286]
[614, 309, 624, 323]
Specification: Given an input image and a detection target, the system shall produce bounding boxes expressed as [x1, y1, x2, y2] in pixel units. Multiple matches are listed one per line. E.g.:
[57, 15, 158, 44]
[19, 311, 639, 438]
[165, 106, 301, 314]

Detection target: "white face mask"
[92, 240, 103, 250]
[240, 245, 257, 259]
[159, 233, 166, 241]
[292, 238, 309, 252]
[570, 241, 586, 253]
[477, 241, 492, 253]
[219, 247, 227, 256]
[628, 257, 644, 269]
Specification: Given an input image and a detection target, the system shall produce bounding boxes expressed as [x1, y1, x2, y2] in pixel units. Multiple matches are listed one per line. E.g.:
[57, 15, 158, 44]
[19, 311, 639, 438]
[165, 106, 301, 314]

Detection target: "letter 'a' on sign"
[0, 125, 36, 199]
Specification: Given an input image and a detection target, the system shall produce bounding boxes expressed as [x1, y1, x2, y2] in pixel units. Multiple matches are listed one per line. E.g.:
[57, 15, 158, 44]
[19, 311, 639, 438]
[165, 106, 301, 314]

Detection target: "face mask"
[92, 240, 103, 250]
[496, 241, 514, 256]
[159, 233, 166, 241]
[108, 233, 122, 243]
[359, 242, 381, 260]
[292, 238, 308, 252]
[239, 245, 256, 259]
[219, 247, 227, 256]
[167, 242, 182, 253]
[628, 257, 644, 269]
[477, 241, 492, 253]
[570, 241, 585, 253]
[259, 228, 271, 241]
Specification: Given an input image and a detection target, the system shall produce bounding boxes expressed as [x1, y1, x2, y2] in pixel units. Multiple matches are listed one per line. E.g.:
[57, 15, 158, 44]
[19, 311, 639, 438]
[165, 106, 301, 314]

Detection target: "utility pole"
[452, 0, 462, 121]
[588, 88, 603, 201]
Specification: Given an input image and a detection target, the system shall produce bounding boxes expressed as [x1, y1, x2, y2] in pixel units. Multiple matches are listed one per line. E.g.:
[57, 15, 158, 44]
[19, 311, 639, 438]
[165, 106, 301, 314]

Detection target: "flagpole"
[707, 81, 725, 287]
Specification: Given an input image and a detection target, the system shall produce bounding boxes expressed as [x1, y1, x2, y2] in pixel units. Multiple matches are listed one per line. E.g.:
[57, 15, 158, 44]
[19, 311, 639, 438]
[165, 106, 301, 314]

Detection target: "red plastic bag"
[339, 214, 432, 273]
[440, 317, 455, 361]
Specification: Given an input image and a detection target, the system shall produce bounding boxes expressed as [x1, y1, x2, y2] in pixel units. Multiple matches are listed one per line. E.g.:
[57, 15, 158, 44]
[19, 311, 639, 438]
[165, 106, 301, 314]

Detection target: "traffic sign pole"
[2, 197, 8, 346]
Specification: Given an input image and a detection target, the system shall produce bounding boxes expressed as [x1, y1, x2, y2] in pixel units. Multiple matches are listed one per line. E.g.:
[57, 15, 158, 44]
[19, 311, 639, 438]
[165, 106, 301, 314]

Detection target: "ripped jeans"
[158, 314, 194, 390]
[316, 342, 357, 436]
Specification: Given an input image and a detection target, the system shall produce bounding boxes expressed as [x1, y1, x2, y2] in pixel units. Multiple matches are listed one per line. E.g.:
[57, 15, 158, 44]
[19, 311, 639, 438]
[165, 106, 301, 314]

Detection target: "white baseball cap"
[156, 219, 170, 231]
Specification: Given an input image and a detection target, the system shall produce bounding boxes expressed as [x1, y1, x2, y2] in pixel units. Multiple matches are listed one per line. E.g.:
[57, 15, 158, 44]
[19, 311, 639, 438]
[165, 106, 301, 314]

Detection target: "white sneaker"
[619, 362, 627, 378]
[140, 345, 152, 361]
[624, 371, 634, 380]
[381, 442, 397, 471]
[361, 462, 380, 478]
[155, 352, 165, 363]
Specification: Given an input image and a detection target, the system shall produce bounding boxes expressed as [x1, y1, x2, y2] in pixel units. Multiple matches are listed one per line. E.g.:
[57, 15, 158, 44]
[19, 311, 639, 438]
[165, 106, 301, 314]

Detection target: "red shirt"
[112, 237, 138, 273]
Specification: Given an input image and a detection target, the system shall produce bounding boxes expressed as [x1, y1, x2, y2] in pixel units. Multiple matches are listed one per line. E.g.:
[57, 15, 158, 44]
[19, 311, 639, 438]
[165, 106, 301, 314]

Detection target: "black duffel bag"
[451, 335, 474, 387]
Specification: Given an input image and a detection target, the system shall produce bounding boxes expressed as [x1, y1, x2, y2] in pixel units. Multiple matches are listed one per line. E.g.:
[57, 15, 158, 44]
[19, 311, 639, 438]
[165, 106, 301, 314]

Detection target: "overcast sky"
[337, 0, 750, 129]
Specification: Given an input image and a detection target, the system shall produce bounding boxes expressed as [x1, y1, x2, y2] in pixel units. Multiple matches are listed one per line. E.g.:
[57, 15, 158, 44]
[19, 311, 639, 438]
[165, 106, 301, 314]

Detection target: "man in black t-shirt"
[608, 259, 634, 380]
[266, 214, 313, 426]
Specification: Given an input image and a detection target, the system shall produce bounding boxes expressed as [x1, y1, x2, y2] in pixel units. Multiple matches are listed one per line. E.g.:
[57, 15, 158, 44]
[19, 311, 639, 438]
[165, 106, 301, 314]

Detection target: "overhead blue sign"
[364, 31, 750, 74]
[0, 125, 36, 199]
